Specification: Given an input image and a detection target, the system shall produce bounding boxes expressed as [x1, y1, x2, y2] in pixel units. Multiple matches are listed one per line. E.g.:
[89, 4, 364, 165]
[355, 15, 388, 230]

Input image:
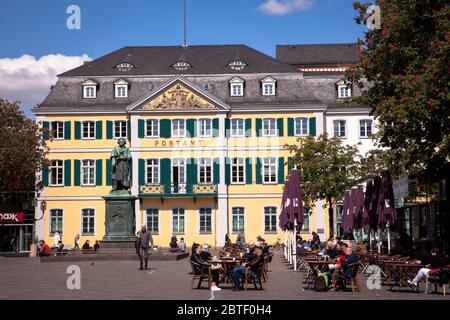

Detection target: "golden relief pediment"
[141, 84, 217, 110]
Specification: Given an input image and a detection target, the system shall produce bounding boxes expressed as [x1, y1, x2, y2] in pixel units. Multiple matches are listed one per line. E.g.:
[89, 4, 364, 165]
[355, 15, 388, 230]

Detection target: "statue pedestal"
[101, 191, 137, 253]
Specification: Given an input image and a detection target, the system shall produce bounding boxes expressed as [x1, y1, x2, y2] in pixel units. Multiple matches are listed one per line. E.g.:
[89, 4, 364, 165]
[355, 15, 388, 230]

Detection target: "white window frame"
[81, 120, 96, 140]
[115, 84, 128, 98]
[172, 158, 186, 184]
[333, 120, 347, 138]
[262, 157, 277, 184]
[49, 208, 64, 236]
[172, 208, 185, 235]
[229, 77, 244, 97]
[171, 119, 186, 138]
[262, 118, 277, 137]
[50, 121, 64, 140]
[145, 119, 159, 138]
[81, 208, 96, 236]
[146, 158, 160, 185]
[231, 206, 245, 234]
[338, 84, 351, 99]
[81, 159, 96, 186]
[199, 208, 213, 234]
[261, 77, 276, 96]
[230, 118, 245, 137]
[231, 157, 245, 184]
[263, 206, 277, 234]
[83, 85, 97, 99]
[49, 159, 64, 186]
[359, 119, 372, 138]
[198, 118, 212, 138]
[114, 120, 127, 139]
[146, 208, 160, 235]
[294, 117, 309, 136]
[198, 158, 213, 184]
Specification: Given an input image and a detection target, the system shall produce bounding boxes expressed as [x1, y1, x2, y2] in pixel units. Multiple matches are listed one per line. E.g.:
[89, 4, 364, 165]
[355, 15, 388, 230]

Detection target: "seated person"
[38, 240, 51, 257]
[200, 243, 212, 261]
[407, 248, 446, 290]
[57, 240, 64, 252]
[93, 240, 100, 251]
[300, 240, 311, 250]
[260, 238, 269, 255]
[324, 241, 340, 259]
[170, 236, 178, 253]
[229, 246, 264, 291]
[332, 245, 358, 290]
[82, 240, 91, 251]
[191, 243, 221, 291]
[178, 237, 186, 253]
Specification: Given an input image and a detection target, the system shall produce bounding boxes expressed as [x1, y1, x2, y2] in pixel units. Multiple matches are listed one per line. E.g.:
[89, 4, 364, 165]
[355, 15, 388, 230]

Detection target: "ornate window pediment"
[172, 61, 191, 71]
[228, 60, 247, 71]
[115, 63, 135, 72]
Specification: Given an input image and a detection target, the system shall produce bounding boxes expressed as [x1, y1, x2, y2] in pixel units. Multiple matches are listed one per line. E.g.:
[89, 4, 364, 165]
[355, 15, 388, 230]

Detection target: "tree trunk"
[327, 197, 334, 240]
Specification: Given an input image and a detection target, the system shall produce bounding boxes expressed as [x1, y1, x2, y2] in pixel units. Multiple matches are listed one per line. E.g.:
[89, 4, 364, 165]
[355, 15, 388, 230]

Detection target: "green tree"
[0, 98, 47, 192]
[349, 0, 450, 178]
[286, 134, 360, 238]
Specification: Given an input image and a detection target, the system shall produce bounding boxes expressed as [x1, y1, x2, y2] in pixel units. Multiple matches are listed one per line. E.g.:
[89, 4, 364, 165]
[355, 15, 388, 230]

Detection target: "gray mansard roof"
[276, 43, 360, 65]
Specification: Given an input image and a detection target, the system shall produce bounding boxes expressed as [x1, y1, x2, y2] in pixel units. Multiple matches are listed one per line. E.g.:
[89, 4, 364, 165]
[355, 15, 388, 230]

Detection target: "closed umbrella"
[348, 188, 356, 231]
[353, 185, 365, 230]
[377, 170, 398, 228]
[370, 176, 381, 230]
[362, 180, 373, 232]
[341, 190, 351, 231]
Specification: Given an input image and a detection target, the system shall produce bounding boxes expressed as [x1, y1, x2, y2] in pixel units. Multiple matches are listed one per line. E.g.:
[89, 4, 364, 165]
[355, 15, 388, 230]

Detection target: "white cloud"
[258, 0, 313, 15]
[0, 54, 91, 115]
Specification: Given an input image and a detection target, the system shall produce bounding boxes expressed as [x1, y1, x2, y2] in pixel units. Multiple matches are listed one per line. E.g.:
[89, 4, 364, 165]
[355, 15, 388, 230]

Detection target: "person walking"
[53, 232, 61, 248]
[136, 225, 153, 270]
[74, 234, 80, 251]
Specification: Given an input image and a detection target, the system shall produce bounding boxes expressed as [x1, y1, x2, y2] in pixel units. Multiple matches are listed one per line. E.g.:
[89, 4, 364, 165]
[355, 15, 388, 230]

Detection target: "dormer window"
[261, 77, 276, 96]
[228, 60, 246, 71]
[115, 63, 134, 72]
[229, 77, 244, 97]
[82, 80, 97, 99]
[337, 80, 351, 99]
[114, 79, 129, 98]
[172, 61, 191, 71]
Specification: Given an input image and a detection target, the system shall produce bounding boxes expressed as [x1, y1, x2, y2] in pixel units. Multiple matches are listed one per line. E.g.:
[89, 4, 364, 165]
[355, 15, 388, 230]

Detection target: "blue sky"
[0, 0, 367, 114]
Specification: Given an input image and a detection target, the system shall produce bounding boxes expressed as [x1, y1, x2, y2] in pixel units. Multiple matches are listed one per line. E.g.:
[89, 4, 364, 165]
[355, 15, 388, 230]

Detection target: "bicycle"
[271, 238, 284, 254]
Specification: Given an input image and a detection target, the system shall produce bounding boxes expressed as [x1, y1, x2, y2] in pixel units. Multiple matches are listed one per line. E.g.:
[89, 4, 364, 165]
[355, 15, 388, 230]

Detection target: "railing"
[139, 183, 218, 195]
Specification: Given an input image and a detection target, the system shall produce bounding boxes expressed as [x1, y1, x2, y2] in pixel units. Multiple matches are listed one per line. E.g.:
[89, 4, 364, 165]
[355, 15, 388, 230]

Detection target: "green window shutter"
[160, 158, 171, 193]
[288, 157, 294, 173]
[106, 121, 113, 139]
[95, 159, 102, 186]
[225, 118, 230, 138]
[187, 158, 197, 192]
[127, 119, 131, 139]
[213, 158, 220, 184]
[64, 160, 71, 186]
[278, 157, 285, 184]
[255, 158, 262, 184]
[245, 118, 252, 137]
[225, 158, 230, 185]
[74, 121, 81, 140]
[277, 118, 284, 137]
[42, 121, 49, 140]
[106, 159, 112, 186]
[309, 117, 317, 137]
[160, 119, 171, 138]
[255, 118, 262, 137]
[187, 119, 196, 138]
[288, 118, 294, 137]
[95, 121, 102, 139]
[139, 159, 145, 185]
[138, 119, 145, 138]
[74, 160, 81, 186]
[64, 121, 71, 140]
[42, 165, 49, 187]
[245, 158, 252, 184]
[212, 118, 219, 137]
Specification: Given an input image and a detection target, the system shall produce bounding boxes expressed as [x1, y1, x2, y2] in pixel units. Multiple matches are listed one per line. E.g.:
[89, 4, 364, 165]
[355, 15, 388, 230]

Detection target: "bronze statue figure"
[111, 138, 131, 191]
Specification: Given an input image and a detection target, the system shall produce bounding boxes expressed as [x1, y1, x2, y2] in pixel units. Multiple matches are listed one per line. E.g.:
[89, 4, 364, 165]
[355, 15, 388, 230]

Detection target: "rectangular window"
[230, 118, 245, 137]
[146, 119, 159, 137]
[199, 208, 212, 234]
[359, 119, 372, 138]
[264, 207, 277, 233]
[294, 117, 308, 136]
[81, 208, 95, 235]
[172, 119, 186, 138]
[231, 158, 245, 184]
[263, 157, 277, 183]
[81, 159, 95, 186]
[50, 121, 64, 139]
[262, 83, 275, 96]
[114, 120, 127, 139]
[82, 121, 95, 139]
[172, 158, 186, 184]
[199, 158, 212, 184]
[146, 159, 160, 184]
[262, 118, 277, 136]
[232, 207, 245, 233]
[338, 85, 351, 98]
[172, 208, 185, 235]
[83, 86, 96, 99]
[50, 160, 64, 186]
[230, 83, 243, 97]
[115, 85, 128, 98]
[198, 119, 212, 137]
[50, 209, 63, 235]
[146, 208, 159, 235]
[301, 208, 310, 233]
[333, 120, 346, 138]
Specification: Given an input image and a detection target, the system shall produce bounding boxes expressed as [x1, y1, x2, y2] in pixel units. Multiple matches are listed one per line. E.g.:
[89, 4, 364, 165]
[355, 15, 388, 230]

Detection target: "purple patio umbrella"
[370, 176, 382, 230]
[361, 180, 374, 232]
[353, 185, 365, 230]
[348, 188, 357, 231]
[341, 190, 351, 231]
[280, 169, 304, 231]
[377, 170, 398, 230]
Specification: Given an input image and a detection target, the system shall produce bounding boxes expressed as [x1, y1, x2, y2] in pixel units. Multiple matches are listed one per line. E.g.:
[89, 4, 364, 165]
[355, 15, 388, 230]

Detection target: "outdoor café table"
[303, 259, 336, 290]
[383, 261, 425, 292]
[211, 257, 247, 284]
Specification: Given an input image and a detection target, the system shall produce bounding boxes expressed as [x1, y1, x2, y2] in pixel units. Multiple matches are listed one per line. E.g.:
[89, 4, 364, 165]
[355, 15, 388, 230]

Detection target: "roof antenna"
[183, 0, 187, 47]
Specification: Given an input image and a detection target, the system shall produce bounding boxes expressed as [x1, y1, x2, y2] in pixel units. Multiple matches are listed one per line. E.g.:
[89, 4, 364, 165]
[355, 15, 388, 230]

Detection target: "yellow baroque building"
[33, 44, 367, 248]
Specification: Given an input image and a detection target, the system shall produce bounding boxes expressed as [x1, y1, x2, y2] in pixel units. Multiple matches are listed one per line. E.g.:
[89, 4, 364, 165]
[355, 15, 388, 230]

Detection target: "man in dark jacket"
[229, 242, 262, 291]
[136, 225, 153, 270]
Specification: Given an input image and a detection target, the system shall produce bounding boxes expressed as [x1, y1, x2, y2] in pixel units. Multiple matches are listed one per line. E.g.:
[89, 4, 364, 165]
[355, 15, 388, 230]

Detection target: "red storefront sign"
[0, 212, 24, 223]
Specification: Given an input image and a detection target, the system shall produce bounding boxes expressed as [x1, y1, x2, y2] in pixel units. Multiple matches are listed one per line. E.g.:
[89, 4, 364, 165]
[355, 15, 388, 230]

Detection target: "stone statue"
[110, 138, 131, 191]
